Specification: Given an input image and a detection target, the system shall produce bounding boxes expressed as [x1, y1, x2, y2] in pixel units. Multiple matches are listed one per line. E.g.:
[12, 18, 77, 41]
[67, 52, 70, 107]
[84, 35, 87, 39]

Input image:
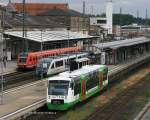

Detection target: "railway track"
[0, 71, 38, 91]
[86, 73, 150, 120]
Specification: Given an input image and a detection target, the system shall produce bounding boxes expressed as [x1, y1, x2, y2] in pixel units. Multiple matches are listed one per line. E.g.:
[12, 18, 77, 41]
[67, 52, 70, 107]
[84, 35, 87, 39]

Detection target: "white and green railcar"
[47, 65, 108, 110]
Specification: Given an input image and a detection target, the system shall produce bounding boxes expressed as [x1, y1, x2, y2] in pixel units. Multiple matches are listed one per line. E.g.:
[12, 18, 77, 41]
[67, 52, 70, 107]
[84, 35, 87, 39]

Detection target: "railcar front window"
[20, 58, 26, 63]
[20, 53, 27, 63]
[48, 80, 69, 95]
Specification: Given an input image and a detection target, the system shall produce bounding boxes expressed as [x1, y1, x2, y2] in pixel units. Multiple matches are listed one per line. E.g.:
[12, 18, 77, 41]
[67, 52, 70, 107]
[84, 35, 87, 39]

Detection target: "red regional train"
[17, 47, 81, 70]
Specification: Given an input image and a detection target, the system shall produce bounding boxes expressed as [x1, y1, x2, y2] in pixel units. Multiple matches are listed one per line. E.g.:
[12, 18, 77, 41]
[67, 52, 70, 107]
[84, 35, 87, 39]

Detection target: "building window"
[97, 20, 106, 24]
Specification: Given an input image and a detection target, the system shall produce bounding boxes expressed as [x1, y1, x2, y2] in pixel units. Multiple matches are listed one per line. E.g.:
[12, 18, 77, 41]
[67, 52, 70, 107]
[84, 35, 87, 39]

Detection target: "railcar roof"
[21, 47, 80, 56]
[40, 52, 88, 61]
[62, 65, 106, 78]
[75, 57, 89, 62]
[47, 65, 107, 82]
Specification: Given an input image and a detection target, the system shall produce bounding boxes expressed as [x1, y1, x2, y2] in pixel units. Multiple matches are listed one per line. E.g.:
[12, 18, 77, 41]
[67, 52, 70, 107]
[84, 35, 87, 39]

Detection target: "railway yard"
[20, 60, 150, 120]
[0, 1, 150, 120]
[0, 52, 150, 120]
[0, 36, 150, 120]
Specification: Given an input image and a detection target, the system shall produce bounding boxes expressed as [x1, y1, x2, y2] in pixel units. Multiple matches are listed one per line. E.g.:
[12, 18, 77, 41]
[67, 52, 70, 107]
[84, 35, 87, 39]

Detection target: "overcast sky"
[0, 0, 149, 18]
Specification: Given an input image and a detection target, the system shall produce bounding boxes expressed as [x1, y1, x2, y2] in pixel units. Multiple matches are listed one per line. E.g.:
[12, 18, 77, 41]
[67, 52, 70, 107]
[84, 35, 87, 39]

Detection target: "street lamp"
[67, 26, 70, 71]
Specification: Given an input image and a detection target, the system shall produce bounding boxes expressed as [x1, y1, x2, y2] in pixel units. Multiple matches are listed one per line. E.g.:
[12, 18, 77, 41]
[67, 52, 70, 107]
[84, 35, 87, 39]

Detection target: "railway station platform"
[0, 60, 17, 75]
[0, 53, 150, 120]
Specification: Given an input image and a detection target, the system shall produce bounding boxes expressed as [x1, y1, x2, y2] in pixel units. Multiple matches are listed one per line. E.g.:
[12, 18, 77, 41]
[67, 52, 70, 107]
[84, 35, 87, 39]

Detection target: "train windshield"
[48, 80, 69, 95]
[20, 53, 27, 63]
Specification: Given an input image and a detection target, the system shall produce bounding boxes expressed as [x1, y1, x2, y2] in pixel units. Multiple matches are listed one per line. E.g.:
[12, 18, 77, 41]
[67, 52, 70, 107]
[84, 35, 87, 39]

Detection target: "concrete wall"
[70, 16, 89, 32]
[90, 17, 107, 28]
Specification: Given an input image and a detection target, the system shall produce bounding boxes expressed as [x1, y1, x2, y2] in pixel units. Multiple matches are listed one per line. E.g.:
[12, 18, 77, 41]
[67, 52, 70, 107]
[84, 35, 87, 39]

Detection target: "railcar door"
[81, 80, 86, 101]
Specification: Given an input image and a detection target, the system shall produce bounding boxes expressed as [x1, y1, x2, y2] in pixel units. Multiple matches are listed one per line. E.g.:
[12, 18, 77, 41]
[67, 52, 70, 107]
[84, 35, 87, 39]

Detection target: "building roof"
[92, 37, 150, 50]
[5, 30, 94, 42]
[4, 14, 67, 28]
[9, 3, 69, 15]
[37, 8, 84, 17]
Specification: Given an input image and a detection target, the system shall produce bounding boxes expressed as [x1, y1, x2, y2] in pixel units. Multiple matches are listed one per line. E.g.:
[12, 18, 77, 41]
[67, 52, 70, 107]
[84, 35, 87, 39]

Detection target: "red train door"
[81, 80, 86, 101]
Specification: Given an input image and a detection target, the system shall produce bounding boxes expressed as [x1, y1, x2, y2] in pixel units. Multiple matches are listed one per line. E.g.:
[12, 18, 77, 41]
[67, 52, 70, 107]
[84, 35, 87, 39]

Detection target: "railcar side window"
[56, 60, 63, 67]
[79, 62, 82, 68]
[86, 71, 99, 91]
[70, 58, 75, 62]
[74, 80, 81, 95]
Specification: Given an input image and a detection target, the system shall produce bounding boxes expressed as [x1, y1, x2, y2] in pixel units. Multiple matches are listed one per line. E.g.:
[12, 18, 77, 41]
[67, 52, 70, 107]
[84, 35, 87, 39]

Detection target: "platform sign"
[101, 52, 106, 65]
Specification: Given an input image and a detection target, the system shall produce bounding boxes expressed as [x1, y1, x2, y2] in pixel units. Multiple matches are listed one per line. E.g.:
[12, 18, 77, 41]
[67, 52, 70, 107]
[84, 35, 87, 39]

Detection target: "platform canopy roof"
[5, 30, 95, 42]
[93, 37, 150, 50]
